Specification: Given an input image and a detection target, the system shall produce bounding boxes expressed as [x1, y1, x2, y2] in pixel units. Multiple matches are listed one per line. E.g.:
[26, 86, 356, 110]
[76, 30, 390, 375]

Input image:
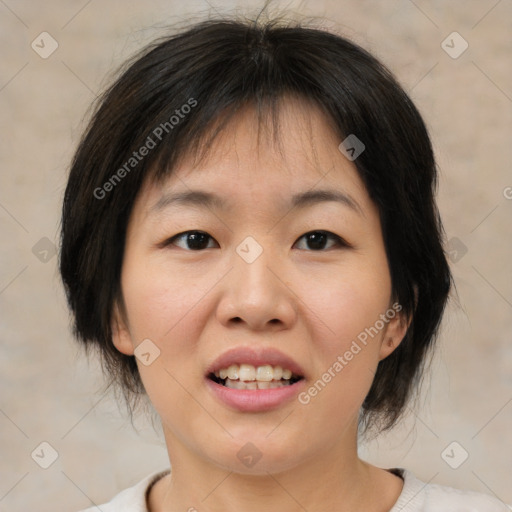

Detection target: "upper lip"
[206, 346, 306, 379]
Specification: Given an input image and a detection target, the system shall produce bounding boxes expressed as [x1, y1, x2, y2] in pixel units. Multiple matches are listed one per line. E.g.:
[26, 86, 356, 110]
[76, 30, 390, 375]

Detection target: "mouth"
[208, 363, 303, 390]
[205, 347, 307, 412]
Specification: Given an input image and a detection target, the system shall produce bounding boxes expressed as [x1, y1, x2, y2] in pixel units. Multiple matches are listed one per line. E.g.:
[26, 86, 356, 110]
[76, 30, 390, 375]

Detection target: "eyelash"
[162, 230, 351, 252]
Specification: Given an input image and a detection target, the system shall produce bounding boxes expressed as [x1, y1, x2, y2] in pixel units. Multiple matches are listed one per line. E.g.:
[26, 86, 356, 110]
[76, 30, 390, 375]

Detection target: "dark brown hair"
[59, 13, 452, 434]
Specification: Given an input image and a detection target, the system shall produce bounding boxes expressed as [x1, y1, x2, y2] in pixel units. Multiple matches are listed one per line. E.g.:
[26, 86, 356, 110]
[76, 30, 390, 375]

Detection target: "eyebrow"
[149, 188, 364, 217]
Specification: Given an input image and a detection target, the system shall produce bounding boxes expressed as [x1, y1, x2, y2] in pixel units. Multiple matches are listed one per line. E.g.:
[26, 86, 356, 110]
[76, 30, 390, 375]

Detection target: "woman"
[59, 12, 510, 512]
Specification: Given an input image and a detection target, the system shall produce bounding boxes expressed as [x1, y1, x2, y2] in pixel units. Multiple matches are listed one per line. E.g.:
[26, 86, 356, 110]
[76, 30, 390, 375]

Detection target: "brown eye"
[294, 231, 349, 251]
[166, 231, 217, 250]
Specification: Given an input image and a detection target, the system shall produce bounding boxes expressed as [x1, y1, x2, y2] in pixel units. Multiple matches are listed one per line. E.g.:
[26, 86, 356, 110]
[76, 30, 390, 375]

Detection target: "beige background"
[1, 0, 511, 510]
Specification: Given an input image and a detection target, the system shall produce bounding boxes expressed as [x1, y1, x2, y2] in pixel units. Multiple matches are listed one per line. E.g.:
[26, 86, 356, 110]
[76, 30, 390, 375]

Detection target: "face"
[112, 96, 407, 476]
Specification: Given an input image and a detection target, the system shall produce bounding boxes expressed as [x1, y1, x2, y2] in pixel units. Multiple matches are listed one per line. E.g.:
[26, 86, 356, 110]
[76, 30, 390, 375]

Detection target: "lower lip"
[206, 378, 306, 412]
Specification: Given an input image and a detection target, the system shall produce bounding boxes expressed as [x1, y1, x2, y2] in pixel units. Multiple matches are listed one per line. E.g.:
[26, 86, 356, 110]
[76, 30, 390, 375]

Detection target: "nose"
[215, 239, 298, 332]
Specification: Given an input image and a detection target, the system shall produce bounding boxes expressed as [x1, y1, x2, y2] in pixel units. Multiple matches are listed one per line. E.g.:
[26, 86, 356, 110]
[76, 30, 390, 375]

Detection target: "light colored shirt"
[78, 468, 511, 511]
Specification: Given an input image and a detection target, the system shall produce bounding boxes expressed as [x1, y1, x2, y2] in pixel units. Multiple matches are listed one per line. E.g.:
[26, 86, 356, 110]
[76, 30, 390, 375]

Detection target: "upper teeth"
[216, 364, 293, 381]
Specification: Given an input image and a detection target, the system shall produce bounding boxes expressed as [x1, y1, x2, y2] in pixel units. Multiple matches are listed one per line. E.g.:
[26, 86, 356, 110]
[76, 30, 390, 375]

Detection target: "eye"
[162, 230, 349, 252]
[165, 230, 218, 251]
[294, 230, 349, 251]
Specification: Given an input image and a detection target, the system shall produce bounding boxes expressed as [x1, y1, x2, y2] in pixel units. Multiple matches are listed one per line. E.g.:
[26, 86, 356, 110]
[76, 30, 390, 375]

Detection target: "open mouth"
[208, 363, 303, 390]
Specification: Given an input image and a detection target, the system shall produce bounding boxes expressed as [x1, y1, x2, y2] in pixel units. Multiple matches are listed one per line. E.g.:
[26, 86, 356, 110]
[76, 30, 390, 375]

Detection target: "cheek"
[120, 258, 213, 419]
[296, 263, 392, 413]
[120, 256, 209, 345]
[301, 264, 391, 351]
[300, 258, 392, 412]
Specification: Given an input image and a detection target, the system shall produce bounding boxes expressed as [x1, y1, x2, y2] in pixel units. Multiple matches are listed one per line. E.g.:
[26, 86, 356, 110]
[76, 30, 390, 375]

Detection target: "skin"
[112, 95, 409, 512]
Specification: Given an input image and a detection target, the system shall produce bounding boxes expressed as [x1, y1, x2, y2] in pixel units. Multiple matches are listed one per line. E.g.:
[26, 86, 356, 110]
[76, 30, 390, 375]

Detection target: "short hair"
[59, 14, 452, 435]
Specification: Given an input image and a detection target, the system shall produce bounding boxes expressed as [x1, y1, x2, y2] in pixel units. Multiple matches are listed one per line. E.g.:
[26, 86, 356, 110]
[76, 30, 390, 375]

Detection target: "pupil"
[188, 232, 208, 250]
[307, 232, 326, 250]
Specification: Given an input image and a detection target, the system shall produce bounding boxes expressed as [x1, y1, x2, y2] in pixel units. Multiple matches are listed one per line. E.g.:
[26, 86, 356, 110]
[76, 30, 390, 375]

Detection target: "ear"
[378, 302, 411, 361]
[111, 300, 135, 356]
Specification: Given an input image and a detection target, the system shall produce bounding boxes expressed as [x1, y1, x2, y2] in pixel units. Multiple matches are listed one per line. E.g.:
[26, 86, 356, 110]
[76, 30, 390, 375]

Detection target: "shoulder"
[424, 481, 511, 511]
[76, 470, 171, 512]
[390, 468, 511, 512]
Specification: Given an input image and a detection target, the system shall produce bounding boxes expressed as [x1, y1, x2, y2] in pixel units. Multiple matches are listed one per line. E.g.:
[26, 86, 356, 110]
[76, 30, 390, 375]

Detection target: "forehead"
[134, 96, 373, 221]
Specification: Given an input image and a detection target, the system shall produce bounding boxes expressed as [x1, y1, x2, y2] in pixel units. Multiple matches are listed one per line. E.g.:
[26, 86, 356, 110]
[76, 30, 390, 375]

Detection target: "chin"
[203, 434, 309, 476]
